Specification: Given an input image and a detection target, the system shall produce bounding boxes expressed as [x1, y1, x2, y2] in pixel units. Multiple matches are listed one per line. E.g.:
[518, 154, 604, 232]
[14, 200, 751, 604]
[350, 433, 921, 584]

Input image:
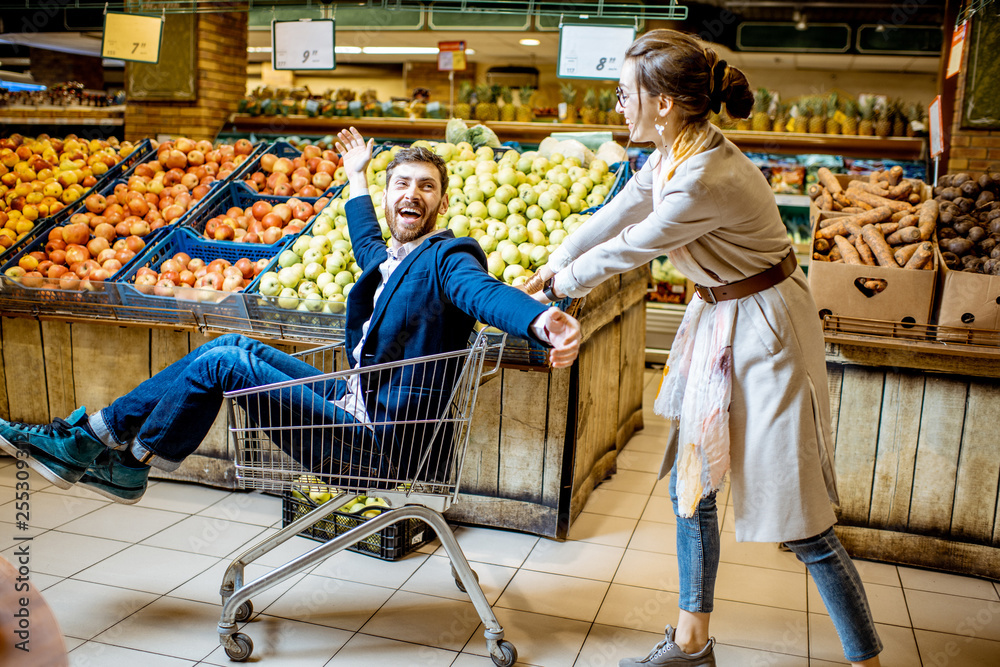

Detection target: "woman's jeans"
[92, 334, 380, 475]
[670, 470, 883, 663]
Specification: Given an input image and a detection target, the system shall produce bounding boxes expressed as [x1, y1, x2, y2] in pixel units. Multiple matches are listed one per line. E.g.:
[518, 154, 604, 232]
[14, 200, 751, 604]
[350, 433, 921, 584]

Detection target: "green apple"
[278, 266, 301, 289]
[325, 228, 344, 243]
[486, 252, 505, 278]
[297, 280, 319, 298]
[526, 204, 544, 220]
[590, 158, 609, 176]
[528, 229, 547, 245]
[325, 251, 347, 274]
[466, 201, 488, 219]
[449, 190, 467, 206]
[278, 249, 301, 269]
[497, 167, 518, 187]
[506, 197, 527, 216]
[570, 182, 589, 199]
[487, 200, 508, 220]
[316, 272, 334, 290]
[500, 244, 521, 267]
[500, 149, 519, 164]
[258, 271, 281, 297]
[567, 166, 587, 181]
[586, 192, 604, 208]
[542, 208, 562, 224]
[470, 228, 485, 240]
[527, 218, 546, 234]
[322, 281, 343, 299]
[544, 217, 563, 233]
[516, 156, 533, 173]
[549, 152, 564, 165]
[365, 497, 389, 507]
[566, 194, 585, 213]
[478, 234, 498, 253]
[527, 173, 541, 185]
[531, 157, 551, 175]
[558, 202, 571, 219]
[507, 223, 528, 244]
[455, 161, 475, 179]
[277, 287, 299, 310]
[592, 184, 610, 200]
[549, 183, 568, 200]
[564, 156, 582, 168]
[496, 239, 515, 254]
[538, 191, 559, 211]
[487, 220, 508, 240]
[502, 263, 526, 283]
[475, 146, 495, 161]
[334, 270, 354, 287]
[308, 490, 332, 504]
[301, 248, 324, 267]
[311, 217, 334, 236]
[479, 179, 497, 198]
[475, 160, 498, 176]
[519, 188, 538, 206]
[464, 185, 484, 203]
[292, 235, 313, 256]
[303, 292, 325, 312]
[448, 215, 471, 237]
[303, 262, 325, 281]
[447, 201, 466, 218]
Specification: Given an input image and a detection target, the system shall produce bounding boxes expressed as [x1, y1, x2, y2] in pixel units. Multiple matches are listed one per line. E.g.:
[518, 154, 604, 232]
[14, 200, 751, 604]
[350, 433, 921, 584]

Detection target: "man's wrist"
[347, 176, 369, 198]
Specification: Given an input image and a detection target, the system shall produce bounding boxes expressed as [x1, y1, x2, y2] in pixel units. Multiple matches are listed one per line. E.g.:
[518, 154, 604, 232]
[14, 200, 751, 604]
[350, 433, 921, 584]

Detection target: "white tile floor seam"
[6, 369, 1000, 666]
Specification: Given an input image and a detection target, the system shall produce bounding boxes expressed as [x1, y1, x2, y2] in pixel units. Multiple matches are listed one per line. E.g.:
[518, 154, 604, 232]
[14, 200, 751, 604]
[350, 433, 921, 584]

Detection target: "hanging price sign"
[946, 21, 966, 79]
[101, 12, 163, 64]
[438, 41, 467, 71]
[272, 19, 336, 71]
[558, 24, 635, 80]
[928, 96, 944, 158]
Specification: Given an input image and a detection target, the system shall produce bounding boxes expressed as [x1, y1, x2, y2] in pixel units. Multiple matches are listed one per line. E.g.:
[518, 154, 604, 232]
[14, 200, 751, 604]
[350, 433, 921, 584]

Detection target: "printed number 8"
[596, 58, 607, 71]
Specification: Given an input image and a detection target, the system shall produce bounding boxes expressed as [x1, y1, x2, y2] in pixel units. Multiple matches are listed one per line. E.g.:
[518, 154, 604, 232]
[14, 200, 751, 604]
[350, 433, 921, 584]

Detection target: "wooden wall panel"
[869, 372, 925, 530]
[833, 366, 884, 523]
[460, 372, 501, 496]
[71, 322, 149, 412]
[542, 368, 571, 509]
[951, 381, 1000, 543]
[3, 318, 49, 424]
[498, 369, 550, 504]
[40, 320, 75, 421]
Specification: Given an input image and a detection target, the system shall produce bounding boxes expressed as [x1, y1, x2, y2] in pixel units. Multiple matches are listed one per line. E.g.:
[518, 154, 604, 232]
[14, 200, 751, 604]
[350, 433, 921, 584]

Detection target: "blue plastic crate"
[115, 227, 289, 326]
[580, 160, 633, 214]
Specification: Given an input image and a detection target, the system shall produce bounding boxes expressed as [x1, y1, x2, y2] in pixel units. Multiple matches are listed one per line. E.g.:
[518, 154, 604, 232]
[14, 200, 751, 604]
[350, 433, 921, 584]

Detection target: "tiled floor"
[2, 370, 999, 666]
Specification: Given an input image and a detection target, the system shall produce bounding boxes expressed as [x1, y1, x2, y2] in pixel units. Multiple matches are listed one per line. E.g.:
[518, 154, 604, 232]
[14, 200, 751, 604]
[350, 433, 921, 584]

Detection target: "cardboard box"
[933, 247, 1000, 345]
[808, 212, 937, 325]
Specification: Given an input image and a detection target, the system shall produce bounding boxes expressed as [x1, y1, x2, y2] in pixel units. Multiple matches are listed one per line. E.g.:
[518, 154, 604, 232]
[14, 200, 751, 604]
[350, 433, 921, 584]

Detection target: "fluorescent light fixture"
[363, 46, 440, 55]
[247, 46, 271, 53]
[337, 46, 363, 54]
[519, 38, 540, 46]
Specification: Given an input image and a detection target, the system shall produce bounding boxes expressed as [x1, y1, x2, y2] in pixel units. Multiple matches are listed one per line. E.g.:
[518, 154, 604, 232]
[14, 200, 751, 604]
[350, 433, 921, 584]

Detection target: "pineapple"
[772, 102, 788, 133]
[560, 82, 578, 124]
[891, 99, 906, 136]
[516, 86, 535, 122]
[597, 89, 611, 124]
[580, 88, 600, 125]
[858, 99, 875, 136]
[474, 85, 498, 122]
[791, 104, 807, 133]
[499, 86, 515, 122]
[875, 100, 892, 138]
[842, 99, 859, 136]
[454, 81, 473, 120]
[825, 93, 841, 135]
[751, 88, 772, 132]
[604, 89, 624, 125]
[808, 98, 826, 134]
[905, 103, 921, 137]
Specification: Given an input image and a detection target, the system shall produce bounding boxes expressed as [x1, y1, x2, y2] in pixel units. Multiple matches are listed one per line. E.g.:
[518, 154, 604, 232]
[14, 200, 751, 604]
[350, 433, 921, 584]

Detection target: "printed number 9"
[303, 50, 311, 63]
[596, 58, 607, 71]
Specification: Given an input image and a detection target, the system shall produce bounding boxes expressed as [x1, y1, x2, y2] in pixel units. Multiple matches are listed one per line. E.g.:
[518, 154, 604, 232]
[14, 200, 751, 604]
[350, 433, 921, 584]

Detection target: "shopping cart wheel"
[224, 632, 253, 662]
[451, 564, 479, 593]
[234, 600, 253, 622]
[491, 639, 517, 667]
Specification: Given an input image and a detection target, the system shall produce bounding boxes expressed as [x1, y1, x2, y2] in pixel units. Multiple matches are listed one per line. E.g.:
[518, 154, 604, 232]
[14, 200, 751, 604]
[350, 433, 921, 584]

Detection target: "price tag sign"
[438, 41, 467, 71]
[101, 12, 163, 64]
[272, 19, 335, 71]
[558, 24, 635, 80]
[928, 95, 944, 158]
[946, 21, 966, 79]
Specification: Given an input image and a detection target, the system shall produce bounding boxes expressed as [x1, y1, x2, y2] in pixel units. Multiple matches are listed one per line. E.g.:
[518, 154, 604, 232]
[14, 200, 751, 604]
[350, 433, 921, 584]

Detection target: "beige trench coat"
[549, 124, 839, 543]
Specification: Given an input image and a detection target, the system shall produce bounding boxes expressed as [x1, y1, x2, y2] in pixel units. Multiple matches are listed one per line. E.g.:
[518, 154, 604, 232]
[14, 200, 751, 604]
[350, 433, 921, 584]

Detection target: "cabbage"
[595, 140, 627, 166]
[446, 118, 470, 145]
[468, 124, 501, 149]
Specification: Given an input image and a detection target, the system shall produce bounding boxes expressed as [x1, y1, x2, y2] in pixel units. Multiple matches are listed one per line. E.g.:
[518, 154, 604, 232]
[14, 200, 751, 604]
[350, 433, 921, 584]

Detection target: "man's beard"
[386, 200, 437, 244]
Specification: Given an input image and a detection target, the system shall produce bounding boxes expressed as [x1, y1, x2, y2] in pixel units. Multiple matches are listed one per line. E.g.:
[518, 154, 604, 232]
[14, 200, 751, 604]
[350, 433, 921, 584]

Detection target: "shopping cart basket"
[216, 329, 518, 666]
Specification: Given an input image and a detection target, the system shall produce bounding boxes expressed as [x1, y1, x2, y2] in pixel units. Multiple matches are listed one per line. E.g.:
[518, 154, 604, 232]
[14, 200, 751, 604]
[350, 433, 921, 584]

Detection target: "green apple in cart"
[277, 266, 302, 289]
[303, 262, 325, 281]
[315, 271, 334, 291]
[277, 249, 300, 269]
[311, 216, 334, 237]
[325, 251, 347, 274]
[292, 235, 313, 257]
[321, 281, 342, 299]
[303, 292, 325, 313]
[365, 497, 388, 507]
[277, 287, 299, 310]
[301, 248, 324, 267]
[258, 271, 281, 297]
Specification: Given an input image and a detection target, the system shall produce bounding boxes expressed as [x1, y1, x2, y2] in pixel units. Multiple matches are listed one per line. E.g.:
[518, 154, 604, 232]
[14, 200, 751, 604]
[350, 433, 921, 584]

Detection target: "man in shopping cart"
[0, 128, 581, 504]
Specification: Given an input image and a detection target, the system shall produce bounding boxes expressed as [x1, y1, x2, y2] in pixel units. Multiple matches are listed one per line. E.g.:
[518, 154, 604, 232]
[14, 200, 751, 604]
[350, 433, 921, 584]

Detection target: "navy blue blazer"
[343, 195, 549, 481]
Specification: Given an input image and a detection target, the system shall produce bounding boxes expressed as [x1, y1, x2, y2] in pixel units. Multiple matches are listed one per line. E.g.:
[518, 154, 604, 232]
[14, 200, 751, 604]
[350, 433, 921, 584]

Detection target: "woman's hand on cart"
[335, 127, 374, 191]
[539, 308, 581, 368]
[521, 265, 555, 303]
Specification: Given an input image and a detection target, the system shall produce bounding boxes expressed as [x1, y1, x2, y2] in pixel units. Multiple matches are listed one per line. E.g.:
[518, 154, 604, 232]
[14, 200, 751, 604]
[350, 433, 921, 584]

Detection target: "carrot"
[908, 193, 922, 205]
[841, 206, 866, 214]
[918, 199, 939, 241]
[904, 241, 933, 269]
[846, 180, 890, 196]
[869, 170, 883, 184]
[886, 226, 922, 246]
[834, 235, 863, 264]
[851, 190, 913, 212]
[855, 236, 876, 266]
[887, 165, 904, 186]
[819, 214, 846, 229]
[814, 238, 831, 253]
[812, 252, 829, 262]
[890, 210, 911, 222]
[817, 167, 842, 195]
[829, 245, 843, 262]
[816, 219, 850, 239]
[816, 206, 892, 238]
[833, 192, 853, 209]
[893, 242, 922, 266]
[896, 214, 918, 228]
[816, 191, 833, 211]
[886, 180, 912, 200]
[844, 219, 863, 240]
[861, 225, 899, 267]
[877, 222, 899, 235]
[831, 198, 843, 211]
[808, 183, 823, 199]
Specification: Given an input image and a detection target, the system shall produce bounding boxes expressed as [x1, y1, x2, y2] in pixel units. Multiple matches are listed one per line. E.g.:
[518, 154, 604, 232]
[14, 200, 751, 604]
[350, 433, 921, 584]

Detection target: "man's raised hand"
[541, 308, 581, 368]
[335, 127, 374, 185]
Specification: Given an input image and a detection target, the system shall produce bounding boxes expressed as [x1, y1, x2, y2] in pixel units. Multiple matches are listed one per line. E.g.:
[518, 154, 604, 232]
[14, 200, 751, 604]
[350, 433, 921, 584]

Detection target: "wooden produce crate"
[445, 266, 649, 539]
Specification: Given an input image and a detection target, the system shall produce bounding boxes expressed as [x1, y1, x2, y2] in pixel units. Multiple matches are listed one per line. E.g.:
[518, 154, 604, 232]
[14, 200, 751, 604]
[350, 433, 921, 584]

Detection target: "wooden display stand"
[823, 333, 1000, 581]
[0, 266, 648, 539]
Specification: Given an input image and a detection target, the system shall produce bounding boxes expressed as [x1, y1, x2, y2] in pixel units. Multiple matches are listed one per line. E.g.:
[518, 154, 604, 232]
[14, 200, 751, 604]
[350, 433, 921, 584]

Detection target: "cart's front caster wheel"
[491, 640, 517, 667]
[225, 632, 253, 662]
[451, 565, 479, 593]
[234, 600, 253, 622]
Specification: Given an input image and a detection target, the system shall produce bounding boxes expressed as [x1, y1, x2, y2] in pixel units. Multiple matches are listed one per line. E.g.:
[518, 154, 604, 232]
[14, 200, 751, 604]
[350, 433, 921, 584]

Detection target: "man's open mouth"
[396, 204, 424, 223]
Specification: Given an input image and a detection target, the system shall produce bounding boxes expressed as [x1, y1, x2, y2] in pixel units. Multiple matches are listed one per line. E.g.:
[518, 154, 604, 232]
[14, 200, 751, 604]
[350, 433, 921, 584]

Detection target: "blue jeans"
[92, 334, 382, 476]
[670, 470, 883, 663]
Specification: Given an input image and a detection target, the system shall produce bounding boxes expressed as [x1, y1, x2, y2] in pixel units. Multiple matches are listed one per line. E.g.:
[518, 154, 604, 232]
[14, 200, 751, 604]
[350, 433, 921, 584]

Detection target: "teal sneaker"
[79, 449, 149, 504]
[0, 406, 106, 489]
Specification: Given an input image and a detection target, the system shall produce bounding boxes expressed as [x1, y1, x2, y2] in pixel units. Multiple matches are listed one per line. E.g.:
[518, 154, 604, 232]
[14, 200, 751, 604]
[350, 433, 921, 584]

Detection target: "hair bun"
[709, 59, 728, 114]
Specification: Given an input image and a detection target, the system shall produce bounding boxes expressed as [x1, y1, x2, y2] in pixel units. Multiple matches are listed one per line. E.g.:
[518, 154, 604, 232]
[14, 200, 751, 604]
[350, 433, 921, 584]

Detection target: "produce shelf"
[822, 315, 1000, 360]
[229, 115, 927, 160]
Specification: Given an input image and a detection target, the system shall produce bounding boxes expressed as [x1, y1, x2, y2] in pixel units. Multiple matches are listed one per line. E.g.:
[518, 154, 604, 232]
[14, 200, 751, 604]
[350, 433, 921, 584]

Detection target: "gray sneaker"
[619, 626, 716, 667]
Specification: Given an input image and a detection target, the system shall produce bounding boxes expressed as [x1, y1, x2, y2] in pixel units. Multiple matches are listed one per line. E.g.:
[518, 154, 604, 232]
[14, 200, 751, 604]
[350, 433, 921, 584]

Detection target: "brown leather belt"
[693, 250, 797, 304]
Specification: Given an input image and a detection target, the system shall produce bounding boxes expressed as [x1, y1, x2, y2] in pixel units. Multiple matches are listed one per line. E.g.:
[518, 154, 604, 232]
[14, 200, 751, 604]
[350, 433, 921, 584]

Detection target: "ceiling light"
[247, 46, 271, 53]
[363, 46, 441, 55]
[519, 38, 540, 46]
[795, 14, 808, 31]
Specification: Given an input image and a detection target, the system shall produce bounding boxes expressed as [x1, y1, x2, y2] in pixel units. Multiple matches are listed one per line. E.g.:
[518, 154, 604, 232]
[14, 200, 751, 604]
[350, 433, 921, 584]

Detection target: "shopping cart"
[215, 330, 518, 666]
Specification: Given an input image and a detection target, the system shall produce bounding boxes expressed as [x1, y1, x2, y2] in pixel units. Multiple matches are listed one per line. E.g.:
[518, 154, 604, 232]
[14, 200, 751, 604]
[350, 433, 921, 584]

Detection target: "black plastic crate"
[114, 226, 289, 326]
[281, 490, 431, 561]
[228, 140, 342, 202]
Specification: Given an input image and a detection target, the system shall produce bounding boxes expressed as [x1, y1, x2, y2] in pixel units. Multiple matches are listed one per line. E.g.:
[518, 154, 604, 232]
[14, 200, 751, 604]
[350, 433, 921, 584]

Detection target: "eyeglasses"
[615, 85, 631, 108]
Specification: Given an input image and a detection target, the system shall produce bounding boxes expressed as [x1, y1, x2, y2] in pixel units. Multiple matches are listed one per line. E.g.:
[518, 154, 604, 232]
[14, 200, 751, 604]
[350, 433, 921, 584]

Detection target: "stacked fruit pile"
[0, 133, 137, 249]
[241, 144, 346, 196]
[132, 251, 268, 297]
[197, 197, 329, 244]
